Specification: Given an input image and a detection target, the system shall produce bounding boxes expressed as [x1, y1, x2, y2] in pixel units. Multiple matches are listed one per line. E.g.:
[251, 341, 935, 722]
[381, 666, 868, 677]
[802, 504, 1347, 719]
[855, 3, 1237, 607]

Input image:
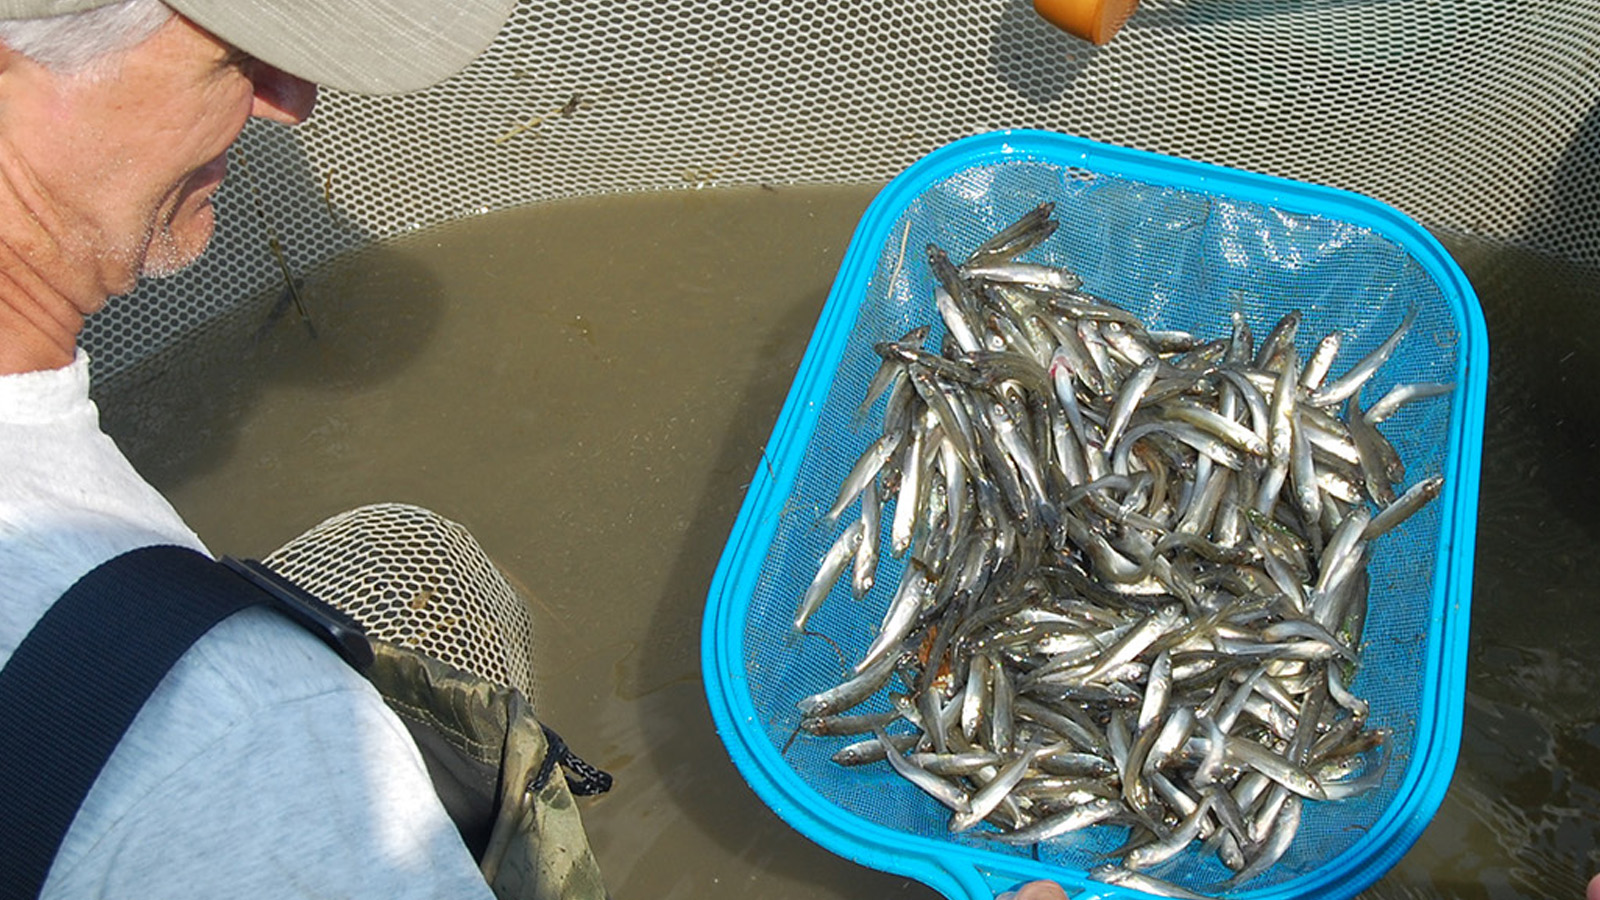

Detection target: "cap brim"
[169, 0, 516, 95]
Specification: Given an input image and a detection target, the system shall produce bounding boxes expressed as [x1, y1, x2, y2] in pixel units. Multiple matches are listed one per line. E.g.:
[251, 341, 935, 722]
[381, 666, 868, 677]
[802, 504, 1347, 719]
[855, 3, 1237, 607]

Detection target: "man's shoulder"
[48, 605, 413, 868]
[140, 604, 389, 742]
[44, 606, 494, 900]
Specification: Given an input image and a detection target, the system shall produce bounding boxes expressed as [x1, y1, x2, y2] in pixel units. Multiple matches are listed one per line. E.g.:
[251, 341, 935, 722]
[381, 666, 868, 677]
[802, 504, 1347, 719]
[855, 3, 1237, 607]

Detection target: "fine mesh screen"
[262, 504, 538, 701]
[736, 158, 1458, 892]
[82, 0, 1599, 389]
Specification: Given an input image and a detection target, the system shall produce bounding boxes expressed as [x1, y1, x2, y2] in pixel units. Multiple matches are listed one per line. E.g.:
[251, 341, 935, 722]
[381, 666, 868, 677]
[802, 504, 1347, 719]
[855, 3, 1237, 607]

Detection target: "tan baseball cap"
[0, 0, 518, 94]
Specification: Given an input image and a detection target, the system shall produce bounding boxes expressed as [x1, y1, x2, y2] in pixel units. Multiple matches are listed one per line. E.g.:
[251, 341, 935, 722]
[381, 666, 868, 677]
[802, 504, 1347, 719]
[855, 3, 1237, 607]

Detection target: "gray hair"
[0, 0, 172, 74]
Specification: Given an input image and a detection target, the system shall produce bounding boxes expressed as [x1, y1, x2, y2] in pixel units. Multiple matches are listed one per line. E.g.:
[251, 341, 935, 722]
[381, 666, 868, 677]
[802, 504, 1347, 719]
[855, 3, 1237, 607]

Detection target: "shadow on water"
[95, 117, 416, 489]
[99, 243, 446, 494]
[474, 184, 937, 900]
[1361, 238, 1600, 900]
[627, 277, 939, 900]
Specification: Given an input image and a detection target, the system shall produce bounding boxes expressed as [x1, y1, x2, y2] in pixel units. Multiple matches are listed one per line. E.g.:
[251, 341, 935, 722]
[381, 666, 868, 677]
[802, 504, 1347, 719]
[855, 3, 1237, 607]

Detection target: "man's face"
[0, 14, 317, 308]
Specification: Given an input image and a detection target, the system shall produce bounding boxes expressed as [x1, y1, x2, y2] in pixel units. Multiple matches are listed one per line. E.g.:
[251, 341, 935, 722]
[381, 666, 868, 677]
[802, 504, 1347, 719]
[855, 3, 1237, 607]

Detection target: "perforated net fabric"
[82, 0, 1600, 389]
[262, 504, 537, 701]
[734, 156, 1463, 892]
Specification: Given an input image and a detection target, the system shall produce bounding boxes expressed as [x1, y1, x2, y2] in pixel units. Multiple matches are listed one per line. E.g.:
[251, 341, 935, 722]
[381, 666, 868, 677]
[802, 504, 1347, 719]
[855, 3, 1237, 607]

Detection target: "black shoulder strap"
[0, 545, 369, 900]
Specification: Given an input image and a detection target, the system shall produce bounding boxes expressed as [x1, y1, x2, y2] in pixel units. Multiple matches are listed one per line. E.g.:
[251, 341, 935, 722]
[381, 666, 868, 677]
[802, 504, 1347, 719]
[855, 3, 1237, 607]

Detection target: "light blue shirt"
[0, 353, 494, 900]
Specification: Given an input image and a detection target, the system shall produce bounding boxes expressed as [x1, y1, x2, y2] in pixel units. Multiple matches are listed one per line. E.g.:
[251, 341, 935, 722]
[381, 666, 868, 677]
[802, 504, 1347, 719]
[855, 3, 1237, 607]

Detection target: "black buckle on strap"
[220, 557, 374, 671]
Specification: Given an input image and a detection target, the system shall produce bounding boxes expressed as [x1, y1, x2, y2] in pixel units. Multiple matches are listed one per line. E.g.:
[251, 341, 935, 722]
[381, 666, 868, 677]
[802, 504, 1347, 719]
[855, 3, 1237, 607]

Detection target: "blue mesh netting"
[733, 158, 1462, 895]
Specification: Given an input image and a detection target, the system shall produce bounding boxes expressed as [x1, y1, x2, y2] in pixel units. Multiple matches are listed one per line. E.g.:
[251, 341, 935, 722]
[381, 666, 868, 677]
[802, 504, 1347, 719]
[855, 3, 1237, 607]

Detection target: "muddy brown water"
[99, 185, 1600, 900]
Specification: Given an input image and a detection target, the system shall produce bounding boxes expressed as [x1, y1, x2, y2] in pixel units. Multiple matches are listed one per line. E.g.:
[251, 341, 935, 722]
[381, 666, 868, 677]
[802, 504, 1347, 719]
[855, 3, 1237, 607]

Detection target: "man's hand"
[999, 881, 1068, 900]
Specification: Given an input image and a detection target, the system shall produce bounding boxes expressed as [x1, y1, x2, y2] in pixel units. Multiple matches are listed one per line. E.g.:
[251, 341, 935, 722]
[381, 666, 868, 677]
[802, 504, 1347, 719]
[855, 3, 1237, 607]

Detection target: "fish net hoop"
[263, 503, 538, 700]
[82, 0, 1600, 386]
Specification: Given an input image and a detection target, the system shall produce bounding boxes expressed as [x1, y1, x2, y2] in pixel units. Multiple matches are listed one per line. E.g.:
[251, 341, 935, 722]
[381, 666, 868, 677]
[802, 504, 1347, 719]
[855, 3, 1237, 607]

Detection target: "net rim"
[700, 128, 1487, 900]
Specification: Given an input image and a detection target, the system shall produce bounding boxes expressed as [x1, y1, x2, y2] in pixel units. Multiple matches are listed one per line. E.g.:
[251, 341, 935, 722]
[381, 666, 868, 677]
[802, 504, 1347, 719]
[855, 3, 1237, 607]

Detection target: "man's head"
[0, 5, 318, 301]
[0, 0, 513, 372]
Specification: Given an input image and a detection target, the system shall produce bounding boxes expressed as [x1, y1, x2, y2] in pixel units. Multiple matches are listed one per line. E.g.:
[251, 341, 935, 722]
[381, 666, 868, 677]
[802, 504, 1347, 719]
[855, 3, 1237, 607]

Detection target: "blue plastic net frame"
[702, 130, 1487, 900]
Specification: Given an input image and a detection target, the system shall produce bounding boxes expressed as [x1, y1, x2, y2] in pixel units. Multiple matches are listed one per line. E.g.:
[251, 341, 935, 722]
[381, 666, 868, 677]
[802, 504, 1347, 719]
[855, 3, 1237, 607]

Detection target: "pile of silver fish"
[789, 203, 1451, 896]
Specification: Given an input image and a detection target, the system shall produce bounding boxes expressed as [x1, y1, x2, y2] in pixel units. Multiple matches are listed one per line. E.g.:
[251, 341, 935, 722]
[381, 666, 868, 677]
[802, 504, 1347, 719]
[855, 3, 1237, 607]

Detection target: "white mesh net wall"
[82, 0, 1600, 385]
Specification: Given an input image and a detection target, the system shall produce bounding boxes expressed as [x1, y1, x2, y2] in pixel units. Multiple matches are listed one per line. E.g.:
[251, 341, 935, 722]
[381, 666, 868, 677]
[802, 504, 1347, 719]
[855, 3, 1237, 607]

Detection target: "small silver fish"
[787, 204, 1447, 892]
